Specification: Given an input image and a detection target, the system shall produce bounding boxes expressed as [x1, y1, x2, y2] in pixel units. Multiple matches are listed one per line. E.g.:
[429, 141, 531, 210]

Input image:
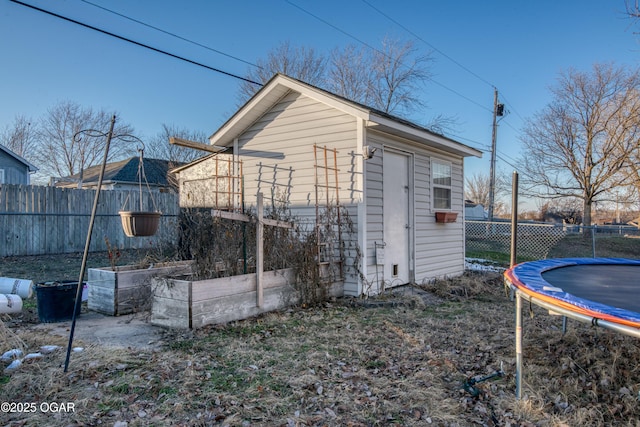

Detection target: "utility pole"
[488, 88, 504, 222]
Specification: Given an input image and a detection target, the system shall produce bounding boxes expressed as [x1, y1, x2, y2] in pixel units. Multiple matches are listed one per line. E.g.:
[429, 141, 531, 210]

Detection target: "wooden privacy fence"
[0, 184, 179, 257]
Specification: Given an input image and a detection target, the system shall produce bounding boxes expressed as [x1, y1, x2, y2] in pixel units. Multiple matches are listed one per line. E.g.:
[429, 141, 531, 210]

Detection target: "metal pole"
[515, 291, 523, 399]
[256, 192, 264, 308]
[512, 170, 523, 398]
[64, 115, 116, 372]
[510, 171, 519, 268]
[488, 88, 499, 223]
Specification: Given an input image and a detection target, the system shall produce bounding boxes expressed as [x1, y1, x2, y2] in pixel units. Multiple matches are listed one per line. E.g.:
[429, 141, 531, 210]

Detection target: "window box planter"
[435, 211, 458, 223]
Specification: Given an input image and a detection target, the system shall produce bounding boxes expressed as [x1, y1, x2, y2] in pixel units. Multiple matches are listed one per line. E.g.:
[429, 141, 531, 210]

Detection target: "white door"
[383, 150, 411, 287]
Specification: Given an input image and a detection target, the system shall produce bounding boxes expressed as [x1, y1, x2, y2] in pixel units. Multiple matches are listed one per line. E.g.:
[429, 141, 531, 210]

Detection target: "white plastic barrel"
[0, 278, 33, 299]
[0, 294, 23, 314]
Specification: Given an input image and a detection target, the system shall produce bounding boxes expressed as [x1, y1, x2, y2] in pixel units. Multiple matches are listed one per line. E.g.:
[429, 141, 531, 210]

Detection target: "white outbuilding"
[175, 73, 482, 296]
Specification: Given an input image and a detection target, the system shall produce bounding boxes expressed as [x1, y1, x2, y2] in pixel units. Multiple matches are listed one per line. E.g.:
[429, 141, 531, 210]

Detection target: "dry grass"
[0, 249, 153, 285]
[1, 270, 639, 426]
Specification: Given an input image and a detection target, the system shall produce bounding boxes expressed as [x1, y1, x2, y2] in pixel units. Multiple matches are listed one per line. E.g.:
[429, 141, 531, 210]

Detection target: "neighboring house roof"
[208, 73, 482, 158]
[0, 144, 38, 172]
[57, 157, 177, 187]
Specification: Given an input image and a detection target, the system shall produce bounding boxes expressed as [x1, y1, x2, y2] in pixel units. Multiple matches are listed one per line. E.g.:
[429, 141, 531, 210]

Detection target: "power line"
[430, 80, 491, 112]
[285, 0, 492, 114]
[285, 0, 385, 62]
[447, 133, 490, 151]
[9, 0, 263, 86]
[79, 0, 262, 70]
[360, 0, 495, 89]
[14, 0, 518, 167]
[350, 3, 529, 177]
[497, 154, 520, 171]
[498, 92, 527, 124]
[360, 1, 528, 127]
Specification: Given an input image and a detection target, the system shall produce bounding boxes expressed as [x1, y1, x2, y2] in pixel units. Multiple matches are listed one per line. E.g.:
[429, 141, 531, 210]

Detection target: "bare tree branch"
[237, 38, 442, 127]
[0, 115, 38, 160]
[146, 124, 208, 164]
[519, 63, 640, 226]
[33, 101, 136, 179]
[237, 41, 327, 104]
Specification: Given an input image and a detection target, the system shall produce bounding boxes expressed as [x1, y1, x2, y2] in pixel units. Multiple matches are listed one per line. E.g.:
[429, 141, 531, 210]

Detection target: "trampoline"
[504, 257, 640, 397]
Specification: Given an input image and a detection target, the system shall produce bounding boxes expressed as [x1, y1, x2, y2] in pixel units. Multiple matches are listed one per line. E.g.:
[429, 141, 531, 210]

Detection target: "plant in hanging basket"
[435, 211, 458, 223]
[119, 211, 162, 237]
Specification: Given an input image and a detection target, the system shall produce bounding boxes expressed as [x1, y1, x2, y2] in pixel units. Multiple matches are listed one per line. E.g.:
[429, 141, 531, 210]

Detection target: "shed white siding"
[365, 130, 466, 290]
[235, 91, 364, 295]
[178, 74, 481, 298]
[414, 152, 465, 281]
[238, 92, 361, 209]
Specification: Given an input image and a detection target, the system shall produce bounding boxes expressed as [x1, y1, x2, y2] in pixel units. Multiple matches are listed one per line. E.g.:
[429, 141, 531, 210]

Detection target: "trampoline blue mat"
[506, 258, 640, 326]
[542, 264, 640, 314]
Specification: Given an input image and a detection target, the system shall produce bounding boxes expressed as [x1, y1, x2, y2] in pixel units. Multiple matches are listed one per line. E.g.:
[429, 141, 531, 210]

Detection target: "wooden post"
[256, 192, 264, 307]
[209, 191, 291, 308]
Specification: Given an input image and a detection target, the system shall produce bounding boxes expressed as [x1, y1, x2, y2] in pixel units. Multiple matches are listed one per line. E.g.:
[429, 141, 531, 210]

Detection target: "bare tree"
[519, 63, 640, 227]
[327, 38, 433, 119]
[464, 172, 506, 215]
[141, 124, 209, 191]
[367, 37, 432, 116]
[538, 198, 583, 224]
[620, 140, 640, 209]
[626, 0, 640, 18]
[146, 124, 208, 164]
[239, 38, 436, 123]
[34, 101, 135, 179]
[238, 41, 327, 104]
[327, 44, 372, 105]
[0, 115, 38, 159]
[464, 172, 491, 207]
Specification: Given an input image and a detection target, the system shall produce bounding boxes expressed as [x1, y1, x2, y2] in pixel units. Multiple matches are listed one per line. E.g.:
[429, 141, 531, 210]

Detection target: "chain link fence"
[465, 220, 640, 263]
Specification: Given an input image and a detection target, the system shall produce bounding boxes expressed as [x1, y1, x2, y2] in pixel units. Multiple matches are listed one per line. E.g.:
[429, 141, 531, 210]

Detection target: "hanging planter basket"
[119, 211, 162, 237]
[118, 145, 163, 237]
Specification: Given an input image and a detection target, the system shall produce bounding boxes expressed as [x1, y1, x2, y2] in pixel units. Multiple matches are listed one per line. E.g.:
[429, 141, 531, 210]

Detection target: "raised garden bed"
[151, 267, 343, 329]
[87, 260, 194, 316]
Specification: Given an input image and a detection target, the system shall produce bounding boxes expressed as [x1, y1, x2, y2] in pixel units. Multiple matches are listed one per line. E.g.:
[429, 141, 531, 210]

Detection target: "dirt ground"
[1, 252, 640, 426]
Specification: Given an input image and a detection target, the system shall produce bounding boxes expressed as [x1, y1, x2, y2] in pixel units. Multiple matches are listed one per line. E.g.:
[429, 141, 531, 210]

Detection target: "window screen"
[432, 160, 451, 209]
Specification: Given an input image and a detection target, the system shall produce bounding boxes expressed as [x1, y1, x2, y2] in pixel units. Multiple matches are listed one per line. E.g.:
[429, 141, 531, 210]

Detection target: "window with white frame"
[0, 169, 4, 184]
[432, 159, 452, 210]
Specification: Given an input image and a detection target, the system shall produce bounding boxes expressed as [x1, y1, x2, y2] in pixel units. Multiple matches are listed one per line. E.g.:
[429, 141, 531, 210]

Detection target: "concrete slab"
[33, 311, 166, 350]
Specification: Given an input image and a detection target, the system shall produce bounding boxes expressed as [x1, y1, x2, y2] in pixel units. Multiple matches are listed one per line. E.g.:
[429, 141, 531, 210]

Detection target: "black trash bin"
[35, 281, 82, 323]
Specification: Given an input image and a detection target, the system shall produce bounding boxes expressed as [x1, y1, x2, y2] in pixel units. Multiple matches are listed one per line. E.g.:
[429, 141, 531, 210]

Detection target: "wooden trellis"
[178, 155, 243, 211]
[314, 144, 343, 277]
[210, 193, 292, 307]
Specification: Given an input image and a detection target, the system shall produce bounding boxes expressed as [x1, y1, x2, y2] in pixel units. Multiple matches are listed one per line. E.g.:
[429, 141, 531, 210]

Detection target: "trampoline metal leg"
[562, 316, 567, 335]
[515, 292, 523, 399]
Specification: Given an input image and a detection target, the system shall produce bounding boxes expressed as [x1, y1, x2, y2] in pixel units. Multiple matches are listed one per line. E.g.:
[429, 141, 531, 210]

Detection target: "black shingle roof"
[63, 157, 176, 186]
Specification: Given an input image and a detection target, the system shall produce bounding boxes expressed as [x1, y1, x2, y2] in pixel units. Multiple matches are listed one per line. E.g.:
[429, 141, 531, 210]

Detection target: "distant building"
[465, 200, 487, 220]
[542, 211, 565, 224]
[52, 157, 178, 192]
[0, 144, 38, 184]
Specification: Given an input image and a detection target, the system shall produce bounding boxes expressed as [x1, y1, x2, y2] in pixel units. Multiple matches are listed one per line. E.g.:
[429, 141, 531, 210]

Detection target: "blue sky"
[2, 0, 639, 203]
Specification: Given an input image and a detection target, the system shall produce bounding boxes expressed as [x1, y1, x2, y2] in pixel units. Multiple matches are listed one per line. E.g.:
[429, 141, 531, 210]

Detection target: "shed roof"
[209, 73, 482, 158]
[0, 144, 38, 172]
